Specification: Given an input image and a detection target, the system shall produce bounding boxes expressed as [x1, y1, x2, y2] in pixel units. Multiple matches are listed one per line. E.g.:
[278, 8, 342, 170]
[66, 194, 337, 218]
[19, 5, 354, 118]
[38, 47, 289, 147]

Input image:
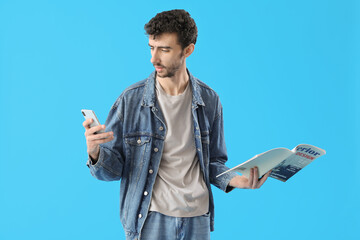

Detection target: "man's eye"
[162, 49, 169, 52]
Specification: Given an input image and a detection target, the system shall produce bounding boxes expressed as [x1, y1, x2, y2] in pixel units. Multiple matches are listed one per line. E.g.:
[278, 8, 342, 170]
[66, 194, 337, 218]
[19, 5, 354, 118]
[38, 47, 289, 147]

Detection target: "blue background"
[1, 0, 359, 239]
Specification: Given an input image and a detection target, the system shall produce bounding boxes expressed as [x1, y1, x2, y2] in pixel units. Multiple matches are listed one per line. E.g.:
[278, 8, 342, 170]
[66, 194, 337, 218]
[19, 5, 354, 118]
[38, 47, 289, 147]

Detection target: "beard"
[155, 52, 184, 78]
[156, 63, 181, 78]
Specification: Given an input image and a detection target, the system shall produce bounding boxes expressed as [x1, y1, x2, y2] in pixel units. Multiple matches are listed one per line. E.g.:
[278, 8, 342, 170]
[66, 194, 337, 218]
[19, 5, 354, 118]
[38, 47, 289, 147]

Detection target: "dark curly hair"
[144, 9, 198, 49]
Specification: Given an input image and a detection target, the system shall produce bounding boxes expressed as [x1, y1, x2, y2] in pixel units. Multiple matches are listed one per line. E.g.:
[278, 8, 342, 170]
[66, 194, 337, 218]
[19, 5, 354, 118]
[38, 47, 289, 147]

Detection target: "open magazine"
[217, 144, 326, 182]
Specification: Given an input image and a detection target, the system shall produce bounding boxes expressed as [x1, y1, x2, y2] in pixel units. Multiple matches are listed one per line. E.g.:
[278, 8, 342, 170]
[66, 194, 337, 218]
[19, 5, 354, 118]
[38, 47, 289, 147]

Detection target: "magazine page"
[216, 148, 293, 179]
[270, 144, 326, 182]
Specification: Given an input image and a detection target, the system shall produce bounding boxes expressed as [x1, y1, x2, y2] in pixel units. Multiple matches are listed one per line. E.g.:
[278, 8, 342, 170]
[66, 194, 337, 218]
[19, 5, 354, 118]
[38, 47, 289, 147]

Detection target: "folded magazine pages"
[217, 144, 326, 182]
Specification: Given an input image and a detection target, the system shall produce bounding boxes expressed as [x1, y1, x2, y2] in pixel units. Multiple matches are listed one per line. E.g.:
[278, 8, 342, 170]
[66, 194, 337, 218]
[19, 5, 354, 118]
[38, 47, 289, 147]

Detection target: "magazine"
[217, 144, 326, 182]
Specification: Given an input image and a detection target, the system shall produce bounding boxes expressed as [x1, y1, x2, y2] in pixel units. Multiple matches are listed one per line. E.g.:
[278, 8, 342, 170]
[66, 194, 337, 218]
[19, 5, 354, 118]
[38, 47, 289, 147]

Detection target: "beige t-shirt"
[149, 79, 209, 217]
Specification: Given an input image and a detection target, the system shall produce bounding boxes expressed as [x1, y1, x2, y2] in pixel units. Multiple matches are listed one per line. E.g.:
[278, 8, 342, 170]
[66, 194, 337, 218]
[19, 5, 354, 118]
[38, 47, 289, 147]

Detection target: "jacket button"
[144, 191, 148, 196]
[154, 148, 158, 152]
[149, 169, 153, 174]
[138, 214, 142, 219]
[137, 139, 141, 144]
[159, 126, 164, 131]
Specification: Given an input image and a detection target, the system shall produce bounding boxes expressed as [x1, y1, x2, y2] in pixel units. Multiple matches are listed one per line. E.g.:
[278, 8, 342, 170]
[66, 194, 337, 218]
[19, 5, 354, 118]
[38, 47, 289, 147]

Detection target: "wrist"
[88, 147, 100, 164]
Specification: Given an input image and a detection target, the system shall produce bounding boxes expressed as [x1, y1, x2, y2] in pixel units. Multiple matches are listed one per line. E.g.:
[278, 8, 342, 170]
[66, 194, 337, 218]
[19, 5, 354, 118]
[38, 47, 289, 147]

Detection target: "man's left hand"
[229, 167, 271, 189]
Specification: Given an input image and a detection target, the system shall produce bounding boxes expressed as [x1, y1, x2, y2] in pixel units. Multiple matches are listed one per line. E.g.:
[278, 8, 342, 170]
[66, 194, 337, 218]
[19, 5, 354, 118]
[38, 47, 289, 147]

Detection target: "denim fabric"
[139, 211, 210, 240]
[87, 70, 238, 240]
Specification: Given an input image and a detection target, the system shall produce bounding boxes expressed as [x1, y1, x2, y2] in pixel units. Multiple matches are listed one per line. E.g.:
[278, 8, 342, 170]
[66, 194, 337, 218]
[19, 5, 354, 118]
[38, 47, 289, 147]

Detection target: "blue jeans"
[139, 211, 211, 240]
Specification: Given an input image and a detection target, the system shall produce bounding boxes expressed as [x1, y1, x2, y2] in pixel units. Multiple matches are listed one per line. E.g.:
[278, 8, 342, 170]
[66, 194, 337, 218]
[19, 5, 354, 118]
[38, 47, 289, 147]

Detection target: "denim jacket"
[87, 70, 237, 240]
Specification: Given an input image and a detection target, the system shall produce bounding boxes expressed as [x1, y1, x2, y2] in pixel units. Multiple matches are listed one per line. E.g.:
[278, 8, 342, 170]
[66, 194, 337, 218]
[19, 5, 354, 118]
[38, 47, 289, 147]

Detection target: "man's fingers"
[252, 167, 259, 189]
[257, 170, 271, 188]
[91, 135, 114, 145]
[87, 125, 106, 135]
[248, 168, 254, 188]
[83, 118, 93, 130]
[88, 131, 113, 141]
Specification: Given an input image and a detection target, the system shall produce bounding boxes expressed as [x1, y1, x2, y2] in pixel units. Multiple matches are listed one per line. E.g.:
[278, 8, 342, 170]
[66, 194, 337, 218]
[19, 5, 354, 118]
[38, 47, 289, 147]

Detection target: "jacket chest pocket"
[125, 135, 151, 179]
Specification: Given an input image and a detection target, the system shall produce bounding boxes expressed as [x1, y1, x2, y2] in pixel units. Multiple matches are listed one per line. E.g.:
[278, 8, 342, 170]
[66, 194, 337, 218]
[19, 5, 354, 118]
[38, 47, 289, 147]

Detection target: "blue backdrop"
[1, 0, 359, 239]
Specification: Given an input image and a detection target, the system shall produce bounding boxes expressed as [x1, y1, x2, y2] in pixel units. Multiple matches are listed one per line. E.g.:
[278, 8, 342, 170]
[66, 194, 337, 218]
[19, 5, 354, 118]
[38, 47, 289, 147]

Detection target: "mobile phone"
[81, 109, 105, 134]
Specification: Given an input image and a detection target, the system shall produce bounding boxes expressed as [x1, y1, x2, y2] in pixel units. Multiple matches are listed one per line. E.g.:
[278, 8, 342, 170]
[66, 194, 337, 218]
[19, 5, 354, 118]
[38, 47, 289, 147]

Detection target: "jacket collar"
[142, 69, 205, 107]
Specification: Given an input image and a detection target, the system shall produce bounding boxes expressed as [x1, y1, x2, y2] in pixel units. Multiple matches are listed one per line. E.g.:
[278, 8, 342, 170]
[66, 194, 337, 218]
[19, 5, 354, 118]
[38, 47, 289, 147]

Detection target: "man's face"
[148, 33, 185, 78]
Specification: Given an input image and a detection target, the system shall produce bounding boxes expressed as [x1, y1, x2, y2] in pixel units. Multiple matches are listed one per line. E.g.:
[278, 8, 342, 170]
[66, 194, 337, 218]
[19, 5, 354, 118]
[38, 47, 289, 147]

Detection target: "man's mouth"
[155, 65, 164, 71]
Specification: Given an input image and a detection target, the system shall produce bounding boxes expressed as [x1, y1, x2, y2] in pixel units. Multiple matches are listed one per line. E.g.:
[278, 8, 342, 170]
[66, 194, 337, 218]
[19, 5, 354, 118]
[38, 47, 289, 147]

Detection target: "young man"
[83, 9, 270, 240]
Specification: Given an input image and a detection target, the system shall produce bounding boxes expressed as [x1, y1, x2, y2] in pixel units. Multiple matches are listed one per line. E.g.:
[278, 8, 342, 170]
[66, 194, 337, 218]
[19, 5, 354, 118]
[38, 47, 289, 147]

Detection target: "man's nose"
[151, 50, 160, 65]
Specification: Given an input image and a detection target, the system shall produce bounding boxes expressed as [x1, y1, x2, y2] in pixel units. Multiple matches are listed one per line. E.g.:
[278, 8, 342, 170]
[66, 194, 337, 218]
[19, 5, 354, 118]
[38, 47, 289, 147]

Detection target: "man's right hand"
[83, 118, 114, 163]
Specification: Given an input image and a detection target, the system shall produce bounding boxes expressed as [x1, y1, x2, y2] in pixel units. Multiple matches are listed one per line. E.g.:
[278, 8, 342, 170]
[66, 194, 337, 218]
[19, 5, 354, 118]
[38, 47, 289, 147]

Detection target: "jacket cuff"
[221, 171, 238, 193]
[86, 148, 104, 169]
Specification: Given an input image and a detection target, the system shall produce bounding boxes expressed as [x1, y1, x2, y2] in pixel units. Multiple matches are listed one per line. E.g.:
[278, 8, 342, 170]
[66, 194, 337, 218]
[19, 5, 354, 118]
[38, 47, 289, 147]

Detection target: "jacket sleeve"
[208, 99, 238, 192]
[86, 97, 125, 181]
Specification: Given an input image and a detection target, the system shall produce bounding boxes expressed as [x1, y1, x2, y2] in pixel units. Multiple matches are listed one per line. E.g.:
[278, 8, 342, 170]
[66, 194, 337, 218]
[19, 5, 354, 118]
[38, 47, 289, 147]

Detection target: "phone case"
[81, 109, 105, 133]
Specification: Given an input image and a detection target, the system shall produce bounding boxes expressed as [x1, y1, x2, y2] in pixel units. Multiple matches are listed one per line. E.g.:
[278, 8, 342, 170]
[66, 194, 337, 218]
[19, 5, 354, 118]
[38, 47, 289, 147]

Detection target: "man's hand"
[229, 167, 271, 189]
[83, 118, 114, 162]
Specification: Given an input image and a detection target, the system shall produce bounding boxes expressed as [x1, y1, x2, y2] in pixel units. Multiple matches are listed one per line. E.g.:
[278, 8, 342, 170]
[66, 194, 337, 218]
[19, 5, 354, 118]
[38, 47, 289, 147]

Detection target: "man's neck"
[156, 66, 189, 96]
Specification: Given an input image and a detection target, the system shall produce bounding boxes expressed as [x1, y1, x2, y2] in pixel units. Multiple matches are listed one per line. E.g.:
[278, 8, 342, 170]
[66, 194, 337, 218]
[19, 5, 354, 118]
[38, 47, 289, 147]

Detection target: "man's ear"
[184, 43, 195, 58]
